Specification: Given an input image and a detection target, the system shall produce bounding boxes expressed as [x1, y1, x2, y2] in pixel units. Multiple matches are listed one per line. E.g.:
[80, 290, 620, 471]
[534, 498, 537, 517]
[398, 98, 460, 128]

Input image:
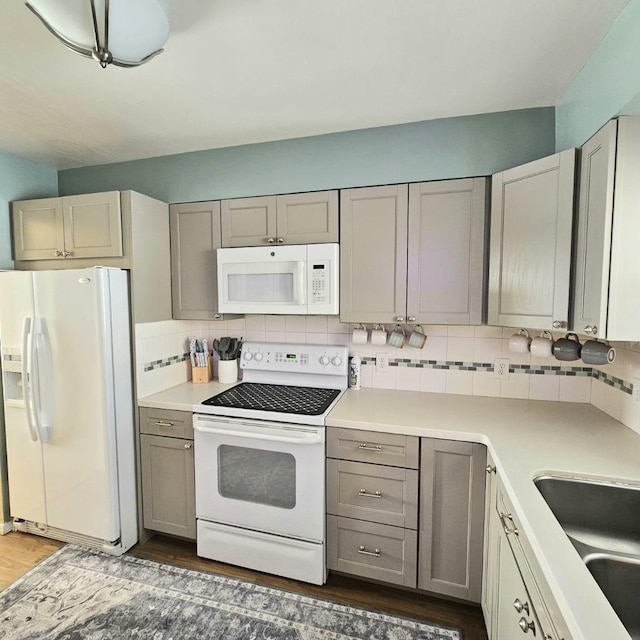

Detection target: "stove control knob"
[243, 351, 253, 361]
[254, 352, 264, 362]
[319, 355, 330, 366]
[331, 356, 342, 367]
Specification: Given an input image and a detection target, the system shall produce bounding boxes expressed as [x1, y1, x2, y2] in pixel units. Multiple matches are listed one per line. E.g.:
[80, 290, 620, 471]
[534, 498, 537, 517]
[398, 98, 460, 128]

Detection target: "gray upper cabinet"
[341, 179, 487, 325]
[572, 116, 640, 340]
[12, 191, 122, 261]
[407, 178, 487, 325]
[340, 185, 409, 324]
[221, 191, 338, 247]
[488, 149, 576, 331]
[170, 201, 224, 320]
[418, 438, 486, 602]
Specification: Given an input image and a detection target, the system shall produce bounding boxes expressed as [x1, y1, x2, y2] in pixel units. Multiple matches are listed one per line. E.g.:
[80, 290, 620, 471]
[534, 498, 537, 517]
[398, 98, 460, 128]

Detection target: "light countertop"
[138, 383, 640, 640]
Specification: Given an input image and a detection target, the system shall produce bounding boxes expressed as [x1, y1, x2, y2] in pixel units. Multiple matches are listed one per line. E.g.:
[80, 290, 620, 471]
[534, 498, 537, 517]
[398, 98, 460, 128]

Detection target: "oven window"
[228, 273, 294, 303]
[218, 444, 296, 509]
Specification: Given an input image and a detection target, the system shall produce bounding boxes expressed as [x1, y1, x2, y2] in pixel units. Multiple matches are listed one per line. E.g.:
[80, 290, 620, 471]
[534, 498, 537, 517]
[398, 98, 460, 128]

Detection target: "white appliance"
[193, 341, 348, 584]
[0, 267, 137, 555]
[217, 243, 339, 315]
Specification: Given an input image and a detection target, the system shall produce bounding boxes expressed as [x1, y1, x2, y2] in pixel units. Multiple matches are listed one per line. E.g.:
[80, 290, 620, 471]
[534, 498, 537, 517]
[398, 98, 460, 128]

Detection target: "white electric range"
[192, 341, 349, 585]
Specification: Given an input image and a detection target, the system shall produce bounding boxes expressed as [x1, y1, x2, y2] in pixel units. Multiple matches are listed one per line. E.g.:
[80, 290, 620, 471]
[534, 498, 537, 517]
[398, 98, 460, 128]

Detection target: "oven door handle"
[194, 423, 323, 445]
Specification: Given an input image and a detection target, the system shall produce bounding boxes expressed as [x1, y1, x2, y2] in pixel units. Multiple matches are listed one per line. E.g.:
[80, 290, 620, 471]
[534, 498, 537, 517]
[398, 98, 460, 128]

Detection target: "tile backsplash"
[134, 317, 640, 435]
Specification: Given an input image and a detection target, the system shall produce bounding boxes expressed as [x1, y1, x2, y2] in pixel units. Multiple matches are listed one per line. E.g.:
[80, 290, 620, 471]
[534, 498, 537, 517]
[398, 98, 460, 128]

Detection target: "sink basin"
[534, 475, 640, 639]
[585, 554, 640, 640]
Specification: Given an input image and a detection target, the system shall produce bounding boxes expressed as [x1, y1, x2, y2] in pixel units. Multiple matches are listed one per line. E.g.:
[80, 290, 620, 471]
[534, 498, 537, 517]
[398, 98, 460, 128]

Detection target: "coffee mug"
[371, 324, 387, 346]
[388, 324, 406, 348]
[581, 340, 616, 365]
[407, 325, 427, 349]
[530, 330, 554, 358]
[552, 333, 582, 361]
[352, 324, 368, 345]
[509, 329, 531, 354]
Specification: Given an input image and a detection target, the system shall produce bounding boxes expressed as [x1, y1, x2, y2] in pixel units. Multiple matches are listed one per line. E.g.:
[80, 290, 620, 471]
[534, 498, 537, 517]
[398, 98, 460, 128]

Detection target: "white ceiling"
[0, 0, 630, 170]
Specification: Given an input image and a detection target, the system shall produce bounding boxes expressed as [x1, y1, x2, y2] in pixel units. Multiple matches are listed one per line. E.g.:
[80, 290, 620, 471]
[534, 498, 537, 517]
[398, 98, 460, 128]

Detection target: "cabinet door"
[481, 452, 499, 638]
[572, 121, 617, 338]
[488, 150, 575, 330]
[62, 192, 123, 259]
[275, 191, 339, 244]
[408, 178, 487, 325]
[419, 438, 487, 602]
[170, 202, 224, 320]
[340, 185, 408, 323]
[140, 434, 196, 539]
[11, 198, 64, 261]
[221, 196, 277, 247]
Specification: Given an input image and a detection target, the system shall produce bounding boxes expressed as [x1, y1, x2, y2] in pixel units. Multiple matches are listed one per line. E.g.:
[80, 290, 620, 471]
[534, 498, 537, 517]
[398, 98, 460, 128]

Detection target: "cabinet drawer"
[327, 459, 418, 529]
[139, 407, 192, 439]
[327, 515, 417, 588]
[327, 427, 419, 468]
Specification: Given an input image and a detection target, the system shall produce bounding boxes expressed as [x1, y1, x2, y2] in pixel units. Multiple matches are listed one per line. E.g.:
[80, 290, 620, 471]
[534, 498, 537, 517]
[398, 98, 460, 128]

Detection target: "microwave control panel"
[310, 262, 329, 305]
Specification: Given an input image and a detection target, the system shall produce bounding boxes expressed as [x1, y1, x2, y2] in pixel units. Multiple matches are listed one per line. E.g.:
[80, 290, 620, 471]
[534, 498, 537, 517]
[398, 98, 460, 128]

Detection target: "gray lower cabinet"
[418, 438, 487, 602]
[12, 191, 123, 261]
[326, 427, 419, 588]
[481, 452, 498, 637]
[170, 201, 226, 320]
[139, 408, 196, 540]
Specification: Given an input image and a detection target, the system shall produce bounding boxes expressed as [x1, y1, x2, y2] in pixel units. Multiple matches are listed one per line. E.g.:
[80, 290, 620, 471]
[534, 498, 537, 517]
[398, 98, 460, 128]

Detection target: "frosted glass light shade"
[26, 0, 169, 67]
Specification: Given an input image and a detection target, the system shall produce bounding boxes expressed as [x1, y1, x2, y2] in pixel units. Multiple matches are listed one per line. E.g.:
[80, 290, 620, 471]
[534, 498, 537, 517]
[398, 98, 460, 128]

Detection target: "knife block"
[191, 353, 212, 384]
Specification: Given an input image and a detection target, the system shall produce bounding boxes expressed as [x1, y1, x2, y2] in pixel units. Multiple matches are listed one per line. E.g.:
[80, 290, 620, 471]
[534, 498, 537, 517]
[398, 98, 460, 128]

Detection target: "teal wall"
[556, 0, 640, 150]
[58, 107, 555, 203]
[0, 151, 58, 269]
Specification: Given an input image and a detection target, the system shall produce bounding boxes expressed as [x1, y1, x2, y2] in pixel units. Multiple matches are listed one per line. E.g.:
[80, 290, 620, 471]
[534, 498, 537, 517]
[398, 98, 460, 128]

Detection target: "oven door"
[193, 415, 325, 542]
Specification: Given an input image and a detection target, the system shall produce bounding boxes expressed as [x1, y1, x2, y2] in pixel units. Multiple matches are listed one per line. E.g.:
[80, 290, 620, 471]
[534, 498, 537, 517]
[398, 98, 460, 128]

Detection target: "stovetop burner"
[202, 383, 341, 416]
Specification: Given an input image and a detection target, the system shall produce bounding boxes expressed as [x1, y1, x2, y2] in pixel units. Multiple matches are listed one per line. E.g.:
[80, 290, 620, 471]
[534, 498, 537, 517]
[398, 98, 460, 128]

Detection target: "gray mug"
[552, 333, 582, 361]
[581, 340, 616, 365]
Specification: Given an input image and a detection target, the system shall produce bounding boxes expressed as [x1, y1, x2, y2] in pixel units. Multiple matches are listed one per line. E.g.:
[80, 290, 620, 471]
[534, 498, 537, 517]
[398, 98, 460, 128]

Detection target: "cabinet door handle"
[486, 465, 496, 474]
[407, 316, 416, 323]
[184, 442, 192, 450]
[584, 325, 598, 335]
[358, 545, 381, 557]
[518, 617, 535, 634]
[499, 512, 519, 536]
[153, 421, 174, 427]
[395, 316, 405, 323]
[55, 250, 64, 257]
[267, 237, 275, 244]
[358, 489, 382, 499]
[552, 320, 566, 329]
[277, 237, 284, 244]
[513, 599, 530, 615]
[62, 250, 72, 257]
[358, 443, 383, 452]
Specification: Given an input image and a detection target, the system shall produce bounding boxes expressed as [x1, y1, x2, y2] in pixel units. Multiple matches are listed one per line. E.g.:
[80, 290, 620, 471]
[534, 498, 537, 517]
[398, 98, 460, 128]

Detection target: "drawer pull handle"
[154, 421, 174, 427]
[513, 599, 530, 615]
[358, 489, 382, 499]
[358, 443, 383, 452]
[518, 617, 535, 634]
[184, 443, 192, 450]
[358, 545, 381, 557]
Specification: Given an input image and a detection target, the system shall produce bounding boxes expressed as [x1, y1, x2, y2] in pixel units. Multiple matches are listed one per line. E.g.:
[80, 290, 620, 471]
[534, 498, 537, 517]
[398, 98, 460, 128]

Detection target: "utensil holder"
[218, 359, 238, 384]
[192, 353, 212, 384]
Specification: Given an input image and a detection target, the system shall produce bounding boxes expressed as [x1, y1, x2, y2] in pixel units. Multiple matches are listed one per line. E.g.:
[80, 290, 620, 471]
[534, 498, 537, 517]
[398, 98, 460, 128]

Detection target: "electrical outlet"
[376, 353, 389, 372]
[633, 378, 640, 403]
[494, 358, 510, 380]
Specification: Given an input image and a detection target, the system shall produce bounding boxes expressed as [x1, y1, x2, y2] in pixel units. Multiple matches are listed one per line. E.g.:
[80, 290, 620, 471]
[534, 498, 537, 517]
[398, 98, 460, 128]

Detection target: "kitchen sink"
[534, 475, 640, 639]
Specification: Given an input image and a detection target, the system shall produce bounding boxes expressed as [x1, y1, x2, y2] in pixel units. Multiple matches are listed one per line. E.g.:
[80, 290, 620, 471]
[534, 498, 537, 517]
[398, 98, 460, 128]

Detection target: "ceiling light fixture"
[25, 0, 170, 69]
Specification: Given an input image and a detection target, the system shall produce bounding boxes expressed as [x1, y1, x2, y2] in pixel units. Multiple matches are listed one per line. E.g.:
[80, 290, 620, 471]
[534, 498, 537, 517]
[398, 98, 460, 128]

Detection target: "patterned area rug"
[0, 545, 461, 639]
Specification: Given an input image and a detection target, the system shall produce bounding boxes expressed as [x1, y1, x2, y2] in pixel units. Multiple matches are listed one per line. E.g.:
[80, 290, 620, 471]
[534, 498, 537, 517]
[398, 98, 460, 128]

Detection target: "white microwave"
[217, 243, 339, 315]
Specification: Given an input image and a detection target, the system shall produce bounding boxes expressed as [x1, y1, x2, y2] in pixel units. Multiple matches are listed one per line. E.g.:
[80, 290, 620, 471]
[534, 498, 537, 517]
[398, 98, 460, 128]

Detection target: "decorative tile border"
[361, 357, 633, 395]
[143, 353, 188, 372]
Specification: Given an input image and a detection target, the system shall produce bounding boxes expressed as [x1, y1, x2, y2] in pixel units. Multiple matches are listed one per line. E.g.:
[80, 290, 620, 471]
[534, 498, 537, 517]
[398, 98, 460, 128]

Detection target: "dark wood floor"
[1, 531, 488, 640]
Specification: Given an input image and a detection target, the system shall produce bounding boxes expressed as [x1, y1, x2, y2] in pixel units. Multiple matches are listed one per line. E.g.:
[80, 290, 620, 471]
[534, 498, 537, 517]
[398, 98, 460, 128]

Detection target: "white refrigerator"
[0, 267, 137, 554]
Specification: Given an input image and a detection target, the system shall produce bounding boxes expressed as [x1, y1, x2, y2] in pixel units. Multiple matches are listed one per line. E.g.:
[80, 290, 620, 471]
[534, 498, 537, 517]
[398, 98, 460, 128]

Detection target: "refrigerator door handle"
[32, 318, 54, 443]
[21, 317, 38, 442]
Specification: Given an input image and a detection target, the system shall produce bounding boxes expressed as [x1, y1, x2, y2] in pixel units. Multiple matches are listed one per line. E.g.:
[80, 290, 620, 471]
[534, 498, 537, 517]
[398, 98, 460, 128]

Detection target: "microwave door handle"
[295, 261, 306, 305]
[194, 423, 322, 445]
[21, 317, 38, 442]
